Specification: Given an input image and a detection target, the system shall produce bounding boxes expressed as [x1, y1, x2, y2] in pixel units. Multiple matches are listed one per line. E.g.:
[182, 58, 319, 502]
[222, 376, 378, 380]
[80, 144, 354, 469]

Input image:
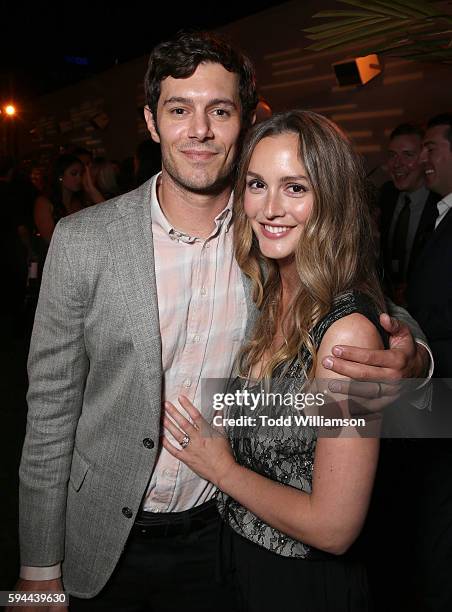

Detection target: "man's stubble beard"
[161, 151, 237, 196]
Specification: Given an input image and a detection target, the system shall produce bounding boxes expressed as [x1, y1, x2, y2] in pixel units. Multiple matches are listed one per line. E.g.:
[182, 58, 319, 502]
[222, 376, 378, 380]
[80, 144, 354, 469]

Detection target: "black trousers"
[70, 501, 238, 612]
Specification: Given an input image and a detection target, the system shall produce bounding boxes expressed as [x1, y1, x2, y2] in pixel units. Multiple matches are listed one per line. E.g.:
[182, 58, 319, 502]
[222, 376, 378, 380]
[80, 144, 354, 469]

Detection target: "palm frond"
[304, 16, 385, 34]
[305, 18, 390, 41]
[303, 0, 452, 63]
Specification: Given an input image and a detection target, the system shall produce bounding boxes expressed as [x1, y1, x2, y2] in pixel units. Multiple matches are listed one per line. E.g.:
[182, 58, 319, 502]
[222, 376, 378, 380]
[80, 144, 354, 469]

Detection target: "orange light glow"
[4, 105, 16, 116]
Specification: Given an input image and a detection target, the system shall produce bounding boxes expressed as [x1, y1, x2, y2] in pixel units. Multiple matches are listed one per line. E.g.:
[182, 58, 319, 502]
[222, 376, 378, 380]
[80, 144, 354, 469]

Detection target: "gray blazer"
[19, 179, 427, 597]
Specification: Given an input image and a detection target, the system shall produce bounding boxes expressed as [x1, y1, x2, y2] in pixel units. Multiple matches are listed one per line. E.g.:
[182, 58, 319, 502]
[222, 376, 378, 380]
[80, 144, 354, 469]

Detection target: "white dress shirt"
[434, 192, 452, 229]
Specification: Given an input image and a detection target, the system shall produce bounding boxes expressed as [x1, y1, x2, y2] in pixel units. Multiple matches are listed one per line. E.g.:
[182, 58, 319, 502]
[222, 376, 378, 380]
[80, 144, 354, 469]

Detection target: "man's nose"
[390, 155, 402, 168]
[188, 112, 214, 140]
[419, 146, 428, 164]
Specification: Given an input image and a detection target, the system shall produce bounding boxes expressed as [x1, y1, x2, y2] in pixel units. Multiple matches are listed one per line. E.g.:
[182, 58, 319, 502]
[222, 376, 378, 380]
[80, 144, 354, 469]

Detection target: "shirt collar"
[400, 185, 429, 207]
[150, 172, 233, 242]
[438, 192, 452, 213]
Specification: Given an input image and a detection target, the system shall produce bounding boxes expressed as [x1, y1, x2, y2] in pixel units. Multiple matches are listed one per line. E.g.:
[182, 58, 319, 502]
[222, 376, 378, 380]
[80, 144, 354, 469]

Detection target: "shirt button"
[193, 334, 200, 343]
[122, 507, 133, 519]
[205, 242, 210, 249]
[183, 378, 192, 388]
[200, 287, 207, 296]
[142, 438, 154, 449]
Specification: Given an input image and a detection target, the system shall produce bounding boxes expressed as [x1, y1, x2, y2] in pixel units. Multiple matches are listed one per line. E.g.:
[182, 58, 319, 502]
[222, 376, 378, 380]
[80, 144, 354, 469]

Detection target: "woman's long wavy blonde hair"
[234, 110, 384, 380]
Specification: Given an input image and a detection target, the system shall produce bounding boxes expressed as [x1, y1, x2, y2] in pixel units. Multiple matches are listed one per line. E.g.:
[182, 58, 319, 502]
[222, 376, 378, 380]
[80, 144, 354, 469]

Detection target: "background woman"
[82, 156, 120, 204]
[33, 154, 84, 245]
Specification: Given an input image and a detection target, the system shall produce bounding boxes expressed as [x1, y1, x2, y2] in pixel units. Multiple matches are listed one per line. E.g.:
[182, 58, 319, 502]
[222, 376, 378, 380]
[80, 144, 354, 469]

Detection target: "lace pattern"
[217, 290, 384, 558]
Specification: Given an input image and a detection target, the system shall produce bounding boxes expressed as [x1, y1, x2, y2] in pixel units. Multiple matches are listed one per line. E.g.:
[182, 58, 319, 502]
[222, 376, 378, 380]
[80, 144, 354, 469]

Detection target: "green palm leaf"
[303, 0, 452, 63]
[305, 18, 390, 41]
[336, 0, 422, 18]
[304, 16, 385, 34]
[306, 20, 424, 51]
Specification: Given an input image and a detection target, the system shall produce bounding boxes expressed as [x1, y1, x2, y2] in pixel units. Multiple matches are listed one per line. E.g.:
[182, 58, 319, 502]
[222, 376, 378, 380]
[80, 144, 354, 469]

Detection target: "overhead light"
[4, 104, 17, 116]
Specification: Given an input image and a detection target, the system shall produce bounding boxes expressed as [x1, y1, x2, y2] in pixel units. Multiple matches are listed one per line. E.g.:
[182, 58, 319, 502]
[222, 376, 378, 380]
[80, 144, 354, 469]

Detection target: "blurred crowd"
[2, 111, 452, 355]
[1, 140, 161, 338]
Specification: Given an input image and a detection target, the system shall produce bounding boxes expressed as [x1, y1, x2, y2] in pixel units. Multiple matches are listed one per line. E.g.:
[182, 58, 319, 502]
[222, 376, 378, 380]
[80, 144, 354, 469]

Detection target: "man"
[408, 113, 452, 377]
[404, 113, 452, 612]
[379, 123, 440, 304]
[365, 126, 439, 612]
[13, 32, 430, 612]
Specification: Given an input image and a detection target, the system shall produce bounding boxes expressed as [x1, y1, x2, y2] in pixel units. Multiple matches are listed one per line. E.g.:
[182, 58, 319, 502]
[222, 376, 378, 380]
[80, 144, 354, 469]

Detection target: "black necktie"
[410, 199, 439, 268]
[392, 195, 411, 281]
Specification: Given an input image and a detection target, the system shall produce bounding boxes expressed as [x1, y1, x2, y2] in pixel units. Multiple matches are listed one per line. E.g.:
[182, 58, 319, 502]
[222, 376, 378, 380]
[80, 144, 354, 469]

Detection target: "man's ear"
[144, 106, 160, 143]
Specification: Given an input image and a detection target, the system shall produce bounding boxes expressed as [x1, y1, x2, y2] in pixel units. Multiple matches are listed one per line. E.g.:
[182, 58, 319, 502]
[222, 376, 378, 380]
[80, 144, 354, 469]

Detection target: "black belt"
[132, 499, 219, 538]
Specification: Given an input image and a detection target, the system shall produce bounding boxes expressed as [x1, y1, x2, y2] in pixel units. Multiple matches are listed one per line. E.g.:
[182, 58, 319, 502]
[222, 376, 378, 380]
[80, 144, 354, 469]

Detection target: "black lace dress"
[217, 291, 387, 612]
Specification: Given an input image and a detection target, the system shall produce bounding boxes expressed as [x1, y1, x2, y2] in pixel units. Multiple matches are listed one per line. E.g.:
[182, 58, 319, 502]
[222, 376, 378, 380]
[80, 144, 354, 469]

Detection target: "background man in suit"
[405, 113, 452, 612]
[379, 123, 440, 305]
[12, 32, 432, 612]
[408, 113, 452, 377]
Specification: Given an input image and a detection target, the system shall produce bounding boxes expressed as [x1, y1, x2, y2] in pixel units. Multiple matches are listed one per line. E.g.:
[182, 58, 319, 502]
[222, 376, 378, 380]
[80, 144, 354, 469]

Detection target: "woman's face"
[244, 132, 314, 263]
[30, 168, 45, 191]
[62, 163, 83, 192]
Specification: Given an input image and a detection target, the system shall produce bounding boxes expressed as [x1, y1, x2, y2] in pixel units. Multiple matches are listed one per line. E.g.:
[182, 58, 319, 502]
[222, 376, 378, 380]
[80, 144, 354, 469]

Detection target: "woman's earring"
[59, 177, 63, 182]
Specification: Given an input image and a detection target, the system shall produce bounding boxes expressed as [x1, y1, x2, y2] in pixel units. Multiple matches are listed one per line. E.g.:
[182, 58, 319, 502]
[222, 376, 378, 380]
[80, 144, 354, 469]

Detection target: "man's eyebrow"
[388, 148, 416, 154]
[162, 96, 237, 108]
[162, 96, 193, 106]
[208, 98, 237, 108]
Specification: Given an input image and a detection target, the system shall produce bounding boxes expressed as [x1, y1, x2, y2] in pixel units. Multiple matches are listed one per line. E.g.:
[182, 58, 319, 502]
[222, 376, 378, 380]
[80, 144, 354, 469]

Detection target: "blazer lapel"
[414, 206, 452, 269]
[416, 191, 440, 238]
[106, 181, 162, 412]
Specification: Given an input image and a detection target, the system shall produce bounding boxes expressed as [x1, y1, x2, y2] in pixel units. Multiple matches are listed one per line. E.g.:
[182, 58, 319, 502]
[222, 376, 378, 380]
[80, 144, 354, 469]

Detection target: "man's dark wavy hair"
[427, 113, 452, 149]
[144, 31, 258, 128]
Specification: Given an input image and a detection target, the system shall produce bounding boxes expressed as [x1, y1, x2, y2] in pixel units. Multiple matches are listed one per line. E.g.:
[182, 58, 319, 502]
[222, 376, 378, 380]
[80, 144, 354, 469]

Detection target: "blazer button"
[143, 438, 155, 449]
[122, 507, 133, 519]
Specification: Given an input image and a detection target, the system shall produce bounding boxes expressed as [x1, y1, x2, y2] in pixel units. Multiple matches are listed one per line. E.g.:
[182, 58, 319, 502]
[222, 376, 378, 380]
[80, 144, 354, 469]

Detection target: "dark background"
[0, 0, 287, 99]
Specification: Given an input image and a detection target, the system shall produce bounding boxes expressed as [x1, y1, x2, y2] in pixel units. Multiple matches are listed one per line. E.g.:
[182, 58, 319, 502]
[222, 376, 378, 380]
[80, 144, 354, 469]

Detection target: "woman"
[34, 154, 84, 244]
[163, 110, 386, 611]
[83, 156, 120, 204]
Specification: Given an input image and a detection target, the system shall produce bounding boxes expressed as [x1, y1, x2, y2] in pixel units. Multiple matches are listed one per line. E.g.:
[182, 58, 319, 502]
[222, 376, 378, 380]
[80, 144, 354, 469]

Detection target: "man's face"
[145, 62, 243, 194]
[421, 125, 452, 197]
[387, 134, 424, 192]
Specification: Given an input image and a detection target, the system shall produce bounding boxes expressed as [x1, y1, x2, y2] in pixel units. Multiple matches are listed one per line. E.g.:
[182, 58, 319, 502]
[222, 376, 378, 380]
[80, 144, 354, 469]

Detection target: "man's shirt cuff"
[20, 564, 61, 580]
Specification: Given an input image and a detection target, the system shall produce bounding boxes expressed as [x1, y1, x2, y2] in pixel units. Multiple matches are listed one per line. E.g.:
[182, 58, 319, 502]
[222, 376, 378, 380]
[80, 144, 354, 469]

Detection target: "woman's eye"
[247, 179, 265, 190]
[287, 184, 307, 194]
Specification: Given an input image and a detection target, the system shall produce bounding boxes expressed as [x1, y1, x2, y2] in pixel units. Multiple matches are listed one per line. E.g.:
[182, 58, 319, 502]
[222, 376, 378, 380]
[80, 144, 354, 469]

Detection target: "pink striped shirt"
[143, 174, 247, 512]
